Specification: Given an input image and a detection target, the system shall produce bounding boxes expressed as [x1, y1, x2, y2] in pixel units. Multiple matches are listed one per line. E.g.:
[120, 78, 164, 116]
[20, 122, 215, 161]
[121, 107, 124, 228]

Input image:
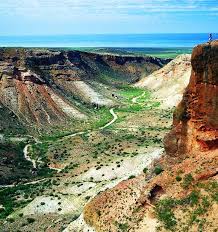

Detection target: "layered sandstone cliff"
[82, 42, 218, 232]
[0, 49, 168, 128]
[165, 41, 218, 156]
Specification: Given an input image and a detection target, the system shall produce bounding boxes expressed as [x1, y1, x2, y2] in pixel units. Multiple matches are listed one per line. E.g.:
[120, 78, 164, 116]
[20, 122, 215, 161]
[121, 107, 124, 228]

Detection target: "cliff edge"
[165, 41, 218, 156]
[82, 42, 218, 232]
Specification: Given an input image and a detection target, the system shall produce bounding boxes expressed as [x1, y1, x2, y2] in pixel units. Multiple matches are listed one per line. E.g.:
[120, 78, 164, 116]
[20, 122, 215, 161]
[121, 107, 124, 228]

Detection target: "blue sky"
[0, 0, 218, 35]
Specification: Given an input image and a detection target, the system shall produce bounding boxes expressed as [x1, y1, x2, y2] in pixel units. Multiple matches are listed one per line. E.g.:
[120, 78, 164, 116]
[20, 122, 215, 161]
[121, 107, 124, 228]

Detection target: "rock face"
[135, 54, 192, 108]
[0, 49, 168, 128]
[164, 41, 218, 156]
[82, 42, 218, 232]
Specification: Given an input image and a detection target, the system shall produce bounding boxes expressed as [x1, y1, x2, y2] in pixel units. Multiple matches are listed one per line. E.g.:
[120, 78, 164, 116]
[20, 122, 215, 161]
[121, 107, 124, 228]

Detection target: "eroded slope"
[83, 43, 218, 232]
[0, 49, 169, 129]
[135, 54, 191, 108]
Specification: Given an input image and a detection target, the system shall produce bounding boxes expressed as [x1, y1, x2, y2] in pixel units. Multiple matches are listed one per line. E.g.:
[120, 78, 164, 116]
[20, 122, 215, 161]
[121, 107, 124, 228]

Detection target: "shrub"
[182, 173, 194, 189]
[212, 192, 218, 203]
[202, 196, 210, 208]
[85, 196, 91, 201]
[143, 168, 148, 174]
[27, 217, 35, 224]
[128, 175, 135, 179]
[96, 209, 101, 216]
[7, 217, 15, 223]
[115, 220, 129, 231]
[188, 191, 199, 206]
[154, 165, 164, 175]
[118, 222, 129, 231]
[155, 198, 177, 230]
[176, 176, 182, 182]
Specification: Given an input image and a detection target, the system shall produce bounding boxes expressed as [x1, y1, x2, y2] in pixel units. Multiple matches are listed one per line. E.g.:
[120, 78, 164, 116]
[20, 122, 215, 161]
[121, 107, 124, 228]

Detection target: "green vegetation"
[91, 107, 114, 129]
[118, 85, 145, 101]
[39, 131, 74, 142]
[155, 181, 218, 231]
[0, 141, 34, 184]
[154, 165, 164, 175]
[118, 104, 145, 113]
[27, 217, 35, 224]
[7, 217, 15, 223]
[76, 47, 192, 59]
[155, 198, 177, 230]
[30, 142, 49, 162]
[0, 180, 52, 219]
[182, 173, 194, 189]
[176, 176, 182, 182]
[115, 222, 129, 232]
[0, 141, 25, 157]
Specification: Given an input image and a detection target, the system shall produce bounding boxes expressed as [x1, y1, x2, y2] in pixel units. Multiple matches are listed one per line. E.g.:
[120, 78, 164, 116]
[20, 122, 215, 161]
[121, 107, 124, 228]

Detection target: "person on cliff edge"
[209, 33, 213, 43]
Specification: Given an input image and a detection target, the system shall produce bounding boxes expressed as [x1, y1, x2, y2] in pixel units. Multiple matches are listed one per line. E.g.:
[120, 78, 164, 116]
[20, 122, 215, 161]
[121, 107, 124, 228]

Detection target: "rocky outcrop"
[164, 41, 218, 156]
[26, 49, 169, 84]
[82, 42, 218, 232]
[0, 49, 168, 128]
[0, 63, 86, 127]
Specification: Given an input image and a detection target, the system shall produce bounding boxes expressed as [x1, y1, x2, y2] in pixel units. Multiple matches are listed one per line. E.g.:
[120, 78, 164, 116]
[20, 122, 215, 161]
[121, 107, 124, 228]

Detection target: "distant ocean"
[0, 33, 217, 48]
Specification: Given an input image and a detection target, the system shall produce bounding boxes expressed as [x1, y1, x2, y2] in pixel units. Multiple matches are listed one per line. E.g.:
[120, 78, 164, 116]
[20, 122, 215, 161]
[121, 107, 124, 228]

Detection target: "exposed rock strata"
[164, 41, 218, 156]
[0, 49, 168, 127]
[83, 42, 218, 232]
[135, 54, 192, 108]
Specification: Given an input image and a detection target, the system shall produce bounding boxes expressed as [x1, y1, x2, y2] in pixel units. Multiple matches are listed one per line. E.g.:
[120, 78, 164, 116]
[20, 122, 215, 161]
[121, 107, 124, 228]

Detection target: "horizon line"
[0, 32, 218, 37]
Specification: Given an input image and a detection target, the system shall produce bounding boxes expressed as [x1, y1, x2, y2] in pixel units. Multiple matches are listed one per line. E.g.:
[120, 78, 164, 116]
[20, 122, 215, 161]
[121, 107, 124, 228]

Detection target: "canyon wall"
[0, 49, 168, 128]
[82, 41, 218, 232]
[164, 41, 218, 156]
[135, 54, 192, 108]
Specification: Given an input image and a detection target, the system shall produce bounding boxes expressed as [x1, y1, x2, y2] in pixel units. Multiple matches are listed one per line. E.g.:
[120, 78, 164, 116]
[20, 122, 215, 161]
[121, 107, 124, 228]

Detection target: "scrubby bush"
[128, 175, 135, 179]
[182, 173, 194, 188]
[155, 198, 177, 230]
[7, 217, 15, 223]
[27, 217, 35, 224]
[176, 176, 182, 182]
[154, 165, 164, 175]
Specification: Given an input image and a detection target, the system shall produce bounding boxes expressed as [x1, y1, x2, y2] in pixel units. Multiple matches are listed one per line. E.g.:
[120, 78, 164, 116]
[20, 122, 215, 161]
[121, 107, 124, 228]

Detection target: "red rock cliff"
[165, 40, 218, 156]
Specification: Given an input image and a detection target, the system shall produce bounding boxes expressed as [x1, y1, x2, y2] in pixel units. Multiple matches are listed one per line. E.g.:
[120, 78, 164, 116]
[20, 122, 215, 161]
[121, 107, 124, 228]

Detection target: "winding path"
[23, 108, 118, 170]
[22, 91, 144, 171]
[22, 89, 144, 172]
[132, 91, 146, 103]
[0, 93, 140, 188]
[100, 108, 117, 130]
[23, 144, 37, 169]
[0, 178, 47, 189]
[1, 90, 164, 230]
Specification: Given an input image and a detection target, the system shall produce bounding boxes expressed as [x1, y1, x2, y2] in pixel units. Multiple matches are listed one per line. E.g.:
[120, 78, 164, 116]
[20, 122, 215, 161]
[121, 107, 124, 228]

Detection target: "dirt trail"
[7, 91, 165, 231]
[23, 144, 36, 169]
[100, 108, 117, 129]
[0, 178, 47, 189]
[22, 91, 144, 171]
[132, 91, 146, 103]
[23, 108, 118, 171]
